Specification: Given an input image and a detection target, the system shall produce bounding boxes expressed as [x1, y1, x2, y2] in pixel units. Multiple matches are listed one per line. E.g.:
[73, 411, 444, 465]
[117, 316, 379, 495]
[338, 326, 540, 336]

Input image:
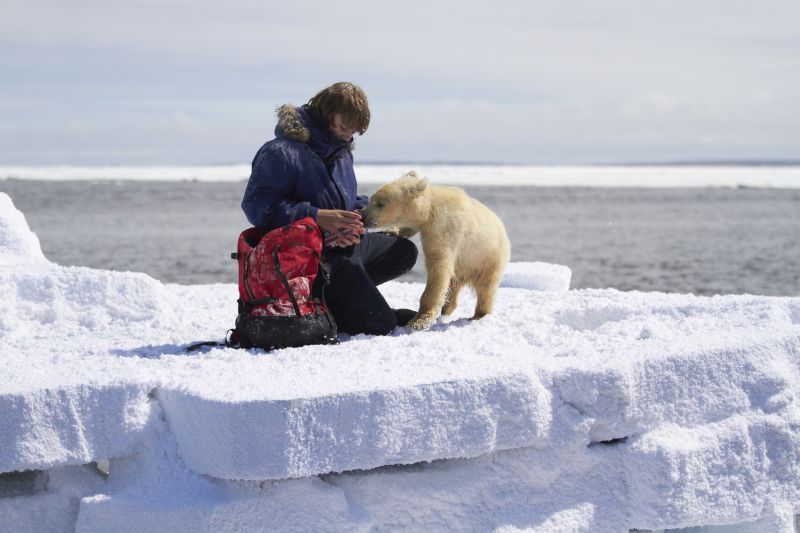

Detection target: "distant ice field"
[2, 163, 800, 187]
[1, 166, 799, 296]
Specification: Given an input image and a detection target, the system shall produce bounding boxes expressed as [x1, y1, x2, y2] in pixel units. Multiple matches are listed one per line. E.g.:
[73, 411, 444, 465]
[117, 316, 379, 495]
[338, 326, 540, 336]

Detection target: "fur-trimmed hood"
[275, 104, 311, 142]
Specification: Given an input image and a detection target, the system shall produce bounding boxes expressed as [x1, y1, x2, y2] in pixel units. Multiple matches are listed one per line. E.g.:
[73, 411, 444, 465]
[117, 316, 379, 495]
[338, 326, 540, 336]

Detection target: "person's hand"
[316, 209, 366, 247]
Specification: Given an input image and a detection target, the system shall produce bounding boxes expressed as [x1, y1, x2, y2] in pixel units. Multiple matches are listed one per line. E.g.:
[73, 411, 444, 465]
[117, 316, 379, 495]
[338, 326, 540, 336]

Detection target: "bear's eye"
[375, 201, 385, 209]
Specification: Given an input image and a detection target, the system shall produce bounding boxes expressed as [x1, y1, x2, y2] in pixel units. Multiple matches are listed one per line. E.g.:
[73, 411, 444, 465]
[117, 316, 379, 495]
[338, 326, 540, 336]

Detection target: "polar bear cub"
[361, 171, 511, 330]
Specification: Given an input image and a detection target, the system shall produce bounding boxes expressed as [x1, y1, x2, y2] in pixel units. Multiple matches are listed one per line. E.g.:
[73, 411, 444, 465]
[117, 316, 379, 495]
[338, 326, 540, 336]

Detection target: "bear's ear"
[404, 170, 418, 178]
[412, 177, 429, 196]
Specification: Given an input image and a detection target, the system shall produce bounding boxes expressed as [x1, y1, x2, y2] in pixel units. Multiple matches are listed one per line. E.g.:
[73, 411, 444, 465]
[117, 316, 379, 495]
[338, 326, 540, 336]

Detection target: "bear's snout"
[359, 208, 378, 228]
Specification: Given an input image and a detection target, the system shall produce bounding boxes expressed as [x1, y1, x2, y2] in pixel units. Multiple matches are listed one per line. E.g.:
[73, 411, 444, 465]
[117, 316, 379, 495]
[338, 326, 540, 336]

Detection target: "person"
[241, 82, 418, 336]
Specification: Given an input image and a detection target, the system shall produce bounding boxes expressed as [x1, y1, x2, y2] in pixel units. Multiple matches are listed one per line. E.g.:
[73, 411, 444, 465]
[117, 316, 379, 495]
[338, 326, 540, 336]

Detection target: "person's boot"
[393, 308, 417, 327]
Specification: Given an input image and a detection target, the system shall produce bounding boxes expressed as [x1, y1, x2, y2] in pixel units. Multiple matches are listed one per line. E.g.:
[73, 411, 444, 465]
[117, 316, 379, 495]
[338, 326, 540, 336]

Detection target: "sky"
[1, 0, 799, 165]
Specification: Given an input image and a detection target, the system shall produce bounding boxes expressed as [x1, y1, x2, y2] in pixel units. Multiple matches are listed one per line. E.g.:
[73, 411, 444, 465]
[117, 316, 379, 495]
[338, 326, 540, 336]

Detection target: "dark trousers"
[323, 233, 418, 336]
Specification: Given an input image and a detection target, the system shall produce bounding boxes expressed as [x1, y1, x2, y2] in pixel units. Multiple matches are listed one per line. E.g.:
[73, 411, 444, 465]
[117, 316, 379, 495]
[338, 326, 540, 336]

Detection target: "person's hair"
[307, 82, 371, 135]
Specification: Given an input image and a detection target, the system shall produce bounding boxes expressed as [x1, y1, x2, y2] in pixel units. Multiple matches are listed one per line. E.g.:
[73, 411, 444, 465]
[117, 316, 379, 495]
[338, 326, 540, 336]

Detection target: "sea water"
[1, 179, 798, 296]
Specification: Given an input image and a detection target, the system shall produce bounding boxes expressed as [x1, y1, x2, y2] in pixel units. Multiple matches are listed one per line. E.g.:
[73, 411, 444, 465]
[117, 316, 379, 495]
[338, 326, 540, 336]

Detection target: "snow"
[159, 373, 549, 480]
[625, 413, 800, 529]
[2, 164, 800, 187]
[0, 192, 45, 266]
[2, 191, 800, 532]
[501, 261, 571, 291]
[0, 465, 107, 533]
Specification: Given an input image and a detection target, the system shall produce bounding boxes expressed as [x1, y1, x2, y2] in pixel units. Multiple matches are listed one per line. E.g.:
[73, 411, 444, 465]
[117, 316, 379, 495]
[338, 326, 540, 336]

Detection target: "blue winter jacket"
[241, 104, 369, 230]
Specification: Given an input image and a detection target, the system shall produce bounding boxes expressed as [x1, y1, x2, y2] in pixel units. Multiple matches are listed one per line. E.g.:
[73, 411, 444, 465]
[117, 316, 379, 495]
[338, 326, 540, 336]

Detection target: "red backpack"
[227, 217, 337, 350]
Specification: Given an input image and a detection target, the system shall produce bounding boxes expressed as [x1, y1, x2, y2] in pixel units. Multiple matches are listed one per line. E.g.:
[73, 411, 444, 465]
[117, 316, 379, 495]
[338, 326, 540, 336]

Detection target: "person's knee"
[394, 238, 418, 274]
[325, 256, 364, 298]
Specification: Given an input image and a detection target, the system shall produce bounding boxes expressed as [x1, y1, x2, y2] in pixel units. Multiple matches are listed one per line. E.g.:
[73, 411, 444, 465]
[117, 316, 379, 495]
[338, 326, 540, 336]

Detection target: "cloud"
[1, 0, 799, 163]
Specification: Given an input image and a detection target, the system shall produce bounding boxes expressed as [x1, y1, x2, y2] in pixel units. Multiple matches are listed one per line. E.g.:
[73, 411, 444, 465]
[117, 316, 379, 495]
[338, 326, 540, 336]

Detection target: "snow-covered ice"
[2, 191, 800, 532]
[501, 261, 571, 291]
[159, 372, 548, 480]
[2, 163, 800, 188]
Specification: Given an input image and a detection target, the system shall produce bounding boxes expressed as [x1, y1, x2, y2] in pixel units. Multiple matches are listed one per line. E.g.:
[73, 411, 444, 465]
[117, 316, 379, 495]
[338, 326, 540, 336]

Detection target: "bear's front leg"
[397, 227, 418, 239]
[382, 226, 418, 239]
[408, 254, 454, 330]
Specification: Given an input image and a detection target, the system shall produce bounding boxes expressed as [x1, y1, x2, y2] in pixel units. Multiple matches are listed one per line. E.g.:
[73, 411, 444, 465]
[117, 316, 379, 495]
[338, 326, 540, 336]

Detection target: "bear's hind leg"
[471, 268, 503, 320]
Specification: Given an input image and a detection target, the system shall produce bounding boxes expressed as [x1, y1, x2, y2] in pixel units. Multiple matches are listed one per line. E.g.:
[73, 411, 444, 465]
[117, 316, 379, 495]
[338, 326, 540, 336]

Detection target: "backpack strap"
[239, 297, 277, 313]
[224, 329, 240, 348]
[314, 260, 338, 341]
[272, 246, 302, 317]
[186, 340, 223, 352]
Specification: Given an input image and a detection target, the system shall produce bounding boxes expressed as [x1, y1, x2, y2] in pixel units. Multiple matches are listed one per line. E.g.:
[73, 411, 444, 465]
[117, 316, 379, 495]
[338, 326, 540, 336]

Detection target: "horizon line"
[2, 159, 800, 168]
